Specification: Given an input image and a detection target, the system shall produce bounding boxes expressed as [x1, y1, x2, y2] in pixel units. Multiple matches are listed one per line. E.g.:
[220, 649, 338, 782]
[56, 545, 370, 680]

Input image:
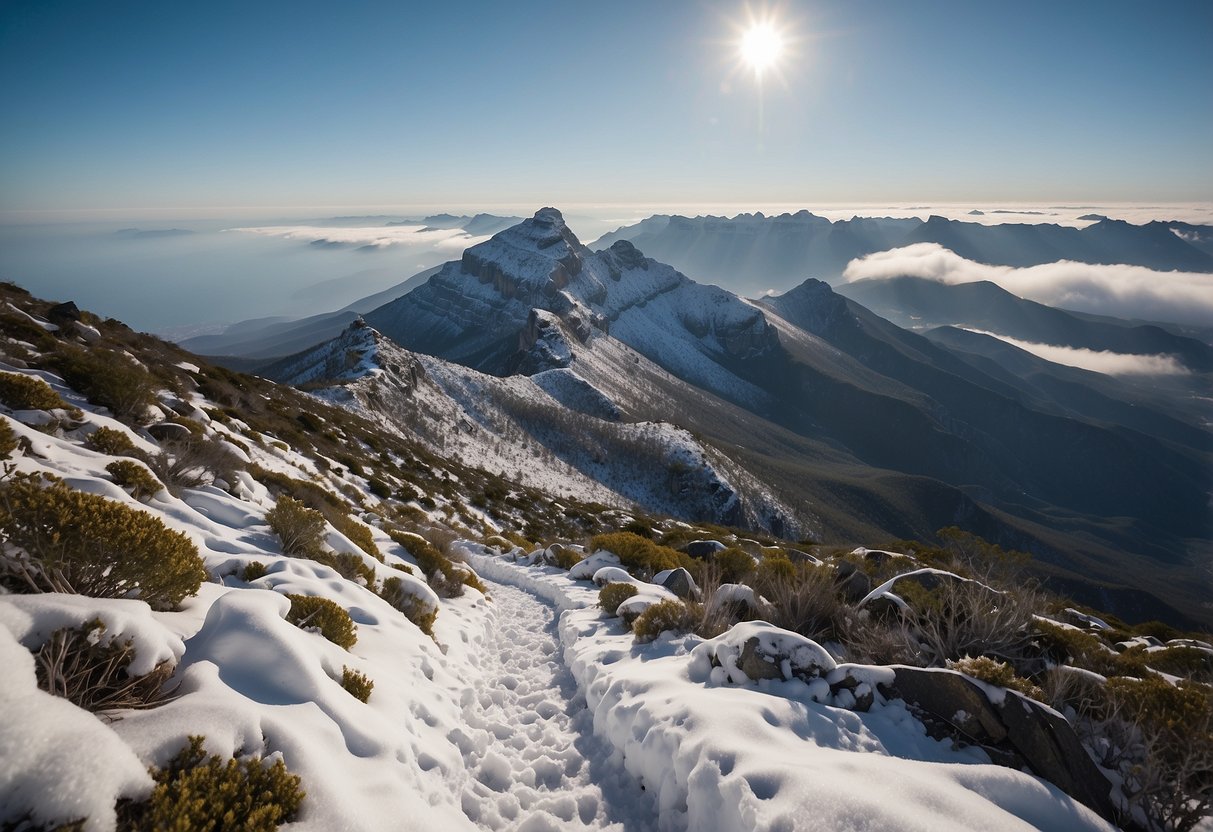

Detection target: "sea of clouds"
[843, 242, 1213, 327]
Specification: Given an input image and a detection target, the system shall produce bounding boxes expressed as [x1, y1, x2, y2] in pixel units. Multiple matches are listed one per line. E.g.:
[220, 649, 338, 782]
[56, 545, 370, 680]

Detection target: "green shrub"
[34, 618, 175, 713]
[242, 561, 268, 582]
[334, 514, 381, 561]
[0, 372, 68, 411]
[266, 495, 327, 557]
[589, 532, 681, 576]
[713, 547, 757, 583]
[319, 551, 376, 587]
[50, 347, 156, 422]
[553, 546, 584, 570]
[632, 599, 703, 643]
[85, 425, 139, 456]
[284, 594, 357, 649]
[106, 459, 163, 501]
[1106, 675, 1212, 736]
[598, 582, 639, 617]
[1146, 646, 1213, 683]
[0, 472, 205, 609]
[122, 736, 304, 832]
[378, 576, 438, 636]
[340, 666, 373, 702]
[367, 477, 392, 499]
[949, 656, 1043, 700]
[0, 418, 17, 459]
[389, 531, 486, 598]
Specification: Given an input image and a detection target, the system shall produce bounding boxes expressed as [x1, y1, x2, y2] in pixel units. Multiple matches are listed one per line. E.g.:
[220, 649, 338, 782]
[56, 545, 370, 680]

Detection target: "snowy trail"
[443, 578, 657, 832]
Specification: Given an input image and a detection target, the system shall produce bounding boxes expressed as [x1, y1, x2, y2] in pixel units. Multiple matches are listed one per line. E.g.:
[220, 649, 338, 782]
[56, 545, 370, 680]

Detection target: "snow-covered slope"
[263, 316, 801, 535]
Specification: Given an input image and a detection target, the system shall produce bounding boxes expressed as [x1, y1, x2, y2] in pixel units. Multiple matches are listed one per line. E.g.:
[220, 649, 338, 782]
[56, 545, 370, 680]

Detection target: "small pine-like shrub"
[554, 547, 584, 570]
[334, 514, 381, 561]
[598, 582, 639, 617]
[1146, 645, 1213, 683]
[589, 532, 681, 576]
[50, 347, 156, 422]
[0, 371, 68, 411]
[266, 495, 327, 557]
[713, 547, 757, 583]
[122, 736, 304, 831]
[367, 477, 391, 499]
[0, 417, 17, 459]
[0, 472, 205, 609]
[378, 576, 438, 636]
[949, 656, 1043, 700]
[390, 531, 486, 598]
[322, 551, 376, 586]
[284, 593, 357, 649]
[632, 599, 703, 643]
[1106, 675, 1213, 735]
[34, 619, 175, 713]
[85, 425, 138, 456]
[106, 459, 163, 500]
[340, 666, 373, 702]
[242, 561, 268, 582]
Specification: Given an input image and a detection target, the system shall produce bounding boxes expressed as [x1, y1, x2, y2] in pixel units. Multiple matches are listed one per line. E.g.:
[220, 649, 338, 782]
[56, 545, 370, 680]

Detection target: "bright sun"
[740, 22, 783, 75]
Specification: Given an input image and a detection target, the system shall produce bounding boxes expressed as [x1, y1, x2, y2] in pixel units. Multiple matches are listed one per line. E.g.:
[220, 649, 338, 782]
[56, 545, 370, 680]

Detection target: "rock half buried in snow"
[657, 567, 699, 600]
[888, 665, 1116, 822]
[692, 620, 837, 685]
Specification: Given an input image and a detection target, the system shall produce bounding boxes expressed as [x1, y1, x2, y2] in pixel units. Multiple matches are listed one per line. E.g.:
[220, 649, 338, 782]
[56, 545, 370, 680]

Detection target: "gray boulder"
[660, 567, 699, 600]
[682, 539, 726, 559]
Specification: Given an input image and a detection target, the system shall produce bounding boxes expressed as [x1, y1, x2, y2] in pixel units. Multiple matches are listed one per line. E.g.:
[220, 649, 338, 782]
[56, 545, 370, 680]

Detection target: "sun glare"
[740, 22, 783, 75]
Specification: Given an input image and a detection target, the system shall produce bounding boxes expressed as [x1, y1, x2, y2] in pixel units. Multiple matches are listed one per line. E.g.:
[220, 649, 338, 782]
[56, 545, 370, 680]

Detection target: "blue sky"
[1, 0, 1210, 216]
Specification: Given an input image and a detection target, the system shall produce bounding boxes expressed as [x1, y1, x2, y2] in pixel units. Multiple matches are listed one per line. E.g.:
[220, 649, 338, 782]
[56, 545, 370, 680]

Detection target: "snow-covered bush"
[85, 425, 138, 456]
[0, 371, 69, 412]
[106, 459, 163, 501]
[33, 618, 175, 713]
[377, 576, 438, 636]
[266, 495, 327, 557]
[121, 736, 304, 832]
[632, 599, 702, 643]
[598, 582, 639, 616]
[340, 666, 374, 703]
[284, 594, 357, 650]
[0, 472, 206, 609]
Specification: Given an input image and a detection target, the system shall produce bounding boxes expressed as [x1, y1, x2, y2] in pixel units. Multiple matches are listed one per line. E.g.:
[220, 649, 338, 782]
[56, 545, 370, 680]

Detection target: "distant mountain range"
[592, 212, 1213, 296]
[242, 209, 1212, 627]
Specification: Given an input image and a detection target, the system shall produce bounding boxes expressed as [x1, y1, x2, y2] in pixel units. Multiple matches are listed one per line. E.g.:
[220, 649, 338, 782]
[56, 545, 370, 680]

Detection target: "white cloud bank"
[843, 243, 1213, 326]
[962, 329, 1189, 376]
[228, 224, 490, 251]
